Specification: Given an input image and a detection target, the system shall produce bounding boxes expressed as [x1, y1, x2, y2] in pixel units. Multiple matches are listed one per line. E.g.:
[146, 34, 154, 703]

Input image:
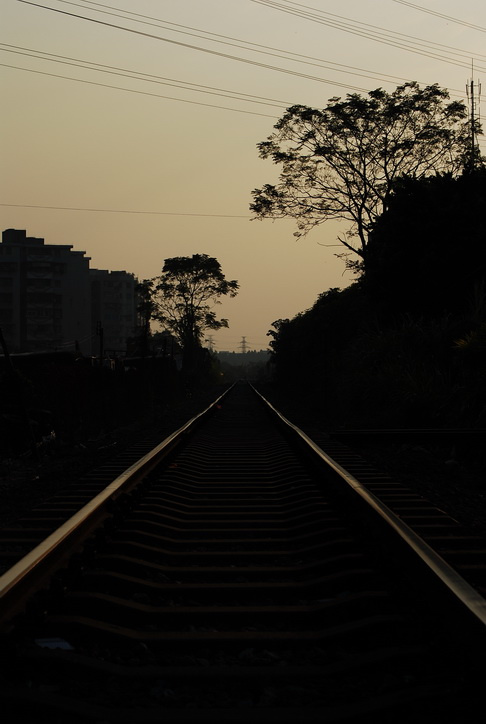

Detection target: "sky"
[1, 0, 485, 352]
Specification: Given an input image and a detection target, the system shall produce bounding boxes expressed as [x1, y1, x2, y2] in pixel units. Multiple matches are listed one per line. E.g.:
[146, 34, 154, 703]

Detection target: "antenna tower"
[466, 63, 482, 171]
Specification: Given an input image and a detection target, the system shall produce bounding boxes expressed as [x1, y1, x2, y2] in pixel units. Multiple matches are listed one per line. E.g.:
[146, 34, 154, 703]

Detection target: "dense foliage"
[364, 171, 486, 318]
[267, 171, 486, 428]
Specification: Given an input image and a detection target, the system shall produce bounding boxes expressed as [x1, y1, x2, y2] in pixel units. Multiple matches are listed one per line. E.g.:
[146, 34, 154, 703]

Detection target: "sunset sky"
[1, 0, 485, 351]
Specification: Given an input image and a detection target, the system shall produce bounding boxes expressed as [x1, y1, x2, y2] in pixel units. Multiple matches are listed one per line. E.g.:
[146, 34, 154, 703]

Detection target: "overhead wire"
[5, 41, 468, 109]
[38, 0, 455, 89]
[0, 44, 291, 107]
[0, 43, 290, 110]
[33, 0, 367, 78]
[254, 0, 486, 58]
[50, 0, 486, 61]
[0, 203, 251, 218]
[13, 0, 484, 105]
[392, 1, 486, 33]
[250, 0, 486, 72]
[0, 62, 283, 117]
[6, 1, 484, 215]
[9, 1, 485, 112]
[15, 1, 369, 94]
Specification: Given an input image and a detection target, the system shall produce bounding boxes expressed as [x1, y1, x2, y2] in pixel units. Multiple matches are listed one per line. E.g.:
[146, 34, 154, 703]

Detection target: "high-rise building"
[0, 229, 91, 353]
[89, 269, 138, 356]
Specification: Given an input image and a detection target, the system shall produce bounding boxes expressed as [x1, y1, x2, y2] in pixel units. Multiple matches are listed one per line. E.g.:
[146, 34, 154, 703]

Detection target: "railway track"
[0, 382, 485, 722]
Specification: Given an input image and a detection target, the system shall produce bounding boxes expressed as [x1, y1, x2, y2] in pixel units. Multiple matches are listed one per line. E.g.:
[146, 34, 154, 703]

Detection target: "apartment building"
[89, 269, 138, 356]
[0, 229, 91, 354]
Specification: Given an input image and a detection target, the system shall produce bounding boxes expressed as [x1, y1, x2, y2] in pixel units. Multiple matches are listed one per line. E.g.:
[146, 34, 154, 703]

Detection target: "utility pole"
[466, 64, 482, 172]
[96, 321, 104, 365]
[239, 336, 248, 354]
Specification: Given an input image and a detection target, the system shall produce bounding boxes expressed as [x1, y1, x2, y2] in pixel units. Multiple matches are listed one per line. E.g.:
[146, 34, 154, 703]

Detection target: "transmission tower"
[205, 335, 215, 352]
[239, 336, 248, 354]
[466, 65, 482, 171]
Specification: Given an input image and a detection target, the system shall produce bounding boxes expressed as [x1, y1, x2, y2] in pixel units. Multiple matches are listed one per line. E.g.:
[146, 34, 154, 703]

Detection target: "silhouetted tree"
[251, 82, 474, 269]
[151, 255, 239, 358]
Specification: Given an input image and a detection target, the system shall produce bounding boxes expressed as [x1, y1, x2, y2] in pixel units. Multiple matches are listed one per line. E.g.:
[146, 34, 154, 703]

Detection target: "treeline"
[216, 350, 269, 366]
[268, 170, 486, 429]
[216, 350, 270, 382]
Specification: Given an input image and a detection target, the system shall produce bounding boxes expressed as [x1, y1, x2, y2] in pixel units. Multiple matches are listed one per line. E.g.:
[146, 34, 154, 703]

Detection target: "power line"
[51, 0, 486, 60]
[393, 1, 486, 33]
[215, 335, 270, 344]
[13, 1, 484, 103]
[15, 1, 370, 94]
[38, 0, 444, 89]
[256, 0, 486, 58]
[4, 45, 466, 107]
[0, 203, 251, 218]
[0, 63, 279, 118]
[0, 43, 290, 109]
[0, 43, 414, 100]
[250, 0, 486, 72]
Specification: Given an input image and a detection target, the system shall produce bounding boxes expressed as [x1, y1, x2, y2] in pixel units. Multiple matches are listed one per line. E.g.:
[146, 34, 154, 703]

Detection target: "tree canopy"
[251, 82, 473, 267]
[151, 254, 239, 352]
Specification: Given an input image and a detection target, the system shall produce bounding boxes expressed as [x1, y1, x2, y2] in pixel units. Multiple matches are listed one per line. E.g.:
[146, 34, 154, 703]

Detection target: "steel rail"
[0, 385, 232, 630]
[252, 385, 486, 634]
